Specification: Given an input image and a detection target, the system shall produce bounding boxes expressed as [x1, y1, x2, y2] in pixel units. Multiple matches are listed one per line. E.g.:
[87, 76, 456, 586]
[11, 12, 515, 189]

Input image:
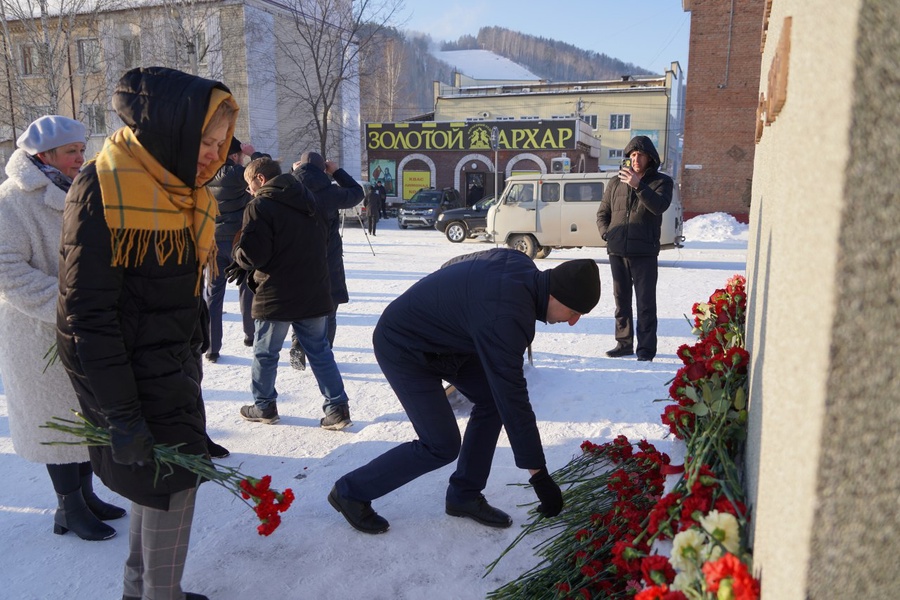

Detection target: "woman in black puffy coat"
[57, 67, 238, 600]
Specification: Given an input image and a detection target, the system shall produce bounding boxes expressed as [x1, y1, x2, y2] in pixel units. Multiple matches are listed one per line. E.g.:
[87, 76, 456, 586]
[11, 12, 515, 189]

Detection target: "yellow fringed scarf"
[93, 90, 235, 295]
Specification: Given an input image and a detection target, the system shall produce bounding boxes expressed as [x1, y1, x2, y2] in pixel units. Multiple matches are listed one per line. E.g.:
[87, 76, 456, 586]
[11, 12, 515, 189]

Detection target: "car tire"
[509, 234, 538, 259]
[445, 222, 467, 243]
[399, 223, 408, 229]
[535, 246, 552, 259]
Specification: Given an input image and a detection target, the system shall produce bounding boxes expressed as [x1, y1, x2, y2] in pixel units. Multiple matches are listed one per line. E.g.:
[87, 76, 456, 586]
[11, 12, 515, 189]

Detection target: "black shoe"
[637, 355, 654, 362]
[320, 405, 352, 430]
[240, 404, 280, 424]
[80, 473, 125, 521]
[125, 594, 207, 600]
[206, 435, 230, 459]
[289, 347, 307, 371]
[205, 352, 219, 363]
[606, 344, 635, 358]
[446, 495, 512, 529]
[328, 485, 389, 534]
[244, 335, 254, 347]
[54, 491, 117, 541]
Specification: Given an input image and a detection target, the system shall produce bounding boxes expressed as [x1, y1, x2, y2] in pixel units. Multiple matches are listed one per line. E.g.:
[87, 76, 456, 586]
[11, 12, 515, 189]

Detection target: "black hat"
[228, 136, 242, 156]
[299, 151, 326, 171]
[549, 259, 601, 314]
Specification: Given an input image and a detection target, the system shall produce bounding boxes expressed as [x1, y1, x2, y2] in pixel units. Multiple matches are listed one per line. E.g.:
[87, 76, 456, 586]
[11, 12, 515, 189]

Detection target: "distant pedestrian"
[374, 180, 388, 218]
[365, 183, 382, 236]
[596, 135, 673, 362]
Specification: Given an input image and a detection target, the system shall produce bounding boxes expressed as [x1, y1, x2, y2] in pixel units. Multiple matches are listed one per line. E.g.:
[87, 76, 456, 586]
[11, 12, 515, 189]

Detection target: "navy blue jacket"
[208, 158, 251, 243]
[376, 248, 550, 470]
[292, 163, 364, 305]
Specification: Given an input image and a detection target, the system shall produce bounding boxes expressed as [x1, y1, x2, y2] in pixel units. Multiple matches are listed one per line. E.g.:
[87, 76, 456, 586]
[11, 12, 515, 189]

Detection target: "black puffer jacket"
[233, 173, 333, 321]
[596, 136, 673, 257]
[208, 158, 251, 243]
[292, 163, 363, 305]
[56, 68, 226, 509]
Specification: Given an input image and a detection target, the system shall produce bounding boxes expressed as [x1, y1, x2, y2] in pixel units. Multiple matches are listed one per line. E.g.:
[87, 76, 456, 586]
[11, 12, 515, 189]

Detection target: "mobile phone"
[621, 158, 632, 170]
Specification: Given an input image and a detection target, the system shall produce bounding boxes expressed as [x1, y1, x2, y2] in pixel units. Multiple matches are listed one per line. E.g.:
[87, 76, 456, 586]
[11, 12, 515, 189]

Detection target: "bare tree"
[273, 0, 404, 159]
[0, 0, 121, 139]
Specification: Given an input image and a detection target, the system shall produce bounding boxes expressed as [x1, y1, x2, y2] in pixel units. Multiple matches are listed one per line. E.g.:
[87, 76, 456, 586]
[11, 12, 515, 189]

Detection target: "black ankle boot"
[54, 491, 117, 541]
[81, 472, 126, 521]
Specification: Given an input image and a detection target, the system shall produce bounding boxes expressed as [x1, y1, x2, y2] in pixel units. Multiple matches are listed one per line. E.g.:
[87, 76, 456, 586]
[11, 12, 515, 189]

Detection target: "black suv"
[434, 195, 497, 242]
[397, 187, 462, 229]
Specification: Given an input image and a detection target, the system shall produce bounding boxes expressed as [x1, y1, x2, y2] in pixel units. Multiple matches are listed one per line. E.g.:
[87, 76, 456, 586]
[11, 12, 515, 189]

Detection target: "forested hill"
[358, 25, 655, 123]
[442, 26, 655, 82]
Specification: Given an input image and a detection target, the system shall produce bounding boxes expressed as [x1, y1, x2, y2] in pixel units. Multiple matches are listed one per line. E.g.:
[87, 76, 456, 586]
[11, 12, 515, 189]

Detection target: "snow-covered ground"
[0, 213, 747, 599]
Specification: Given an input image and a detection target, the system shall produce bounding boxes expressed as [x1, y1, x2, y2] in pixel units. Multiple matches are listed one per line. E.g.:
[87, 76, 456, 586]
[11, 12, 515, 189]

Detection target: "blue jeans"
[251, 317, 349, 415]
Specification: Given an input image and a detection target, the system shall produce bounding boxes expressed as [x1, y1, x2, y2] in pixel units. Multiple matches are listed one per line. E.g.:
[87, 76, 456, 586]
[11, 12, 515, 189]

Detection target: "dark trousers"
[206, 239, 254, 353]
[609, 254, 659, 358]
[367, 215, 378, 235]
[336, 331, 502, 505]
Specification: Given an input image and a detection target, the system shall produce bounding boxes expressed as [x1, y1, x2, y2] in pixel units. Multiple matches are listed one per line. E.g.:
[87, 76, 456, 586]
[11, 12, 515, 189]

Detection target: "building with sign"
[364, 62, 684, 206]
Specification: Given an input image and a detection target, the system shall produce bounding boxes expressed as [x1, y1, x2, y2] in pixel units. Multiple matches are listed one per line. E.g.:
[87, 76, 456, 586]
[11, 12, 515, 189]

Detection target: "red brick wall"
[682, 0, 765, 221]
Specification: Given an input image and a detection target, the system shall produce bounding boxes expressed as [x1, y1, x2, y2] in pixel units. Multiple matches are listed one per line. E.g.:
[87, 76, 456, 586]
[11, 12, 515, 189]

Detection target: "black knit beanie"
[549, 259, 601, 314]
[299, 151, 326, 171]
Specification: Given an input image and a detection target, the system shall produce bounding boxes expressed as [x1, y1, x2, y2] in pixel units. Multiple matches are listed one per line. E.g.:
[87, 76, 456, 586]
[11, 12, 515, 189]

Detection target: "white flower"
[700, 510, 741, 554]
[670, 528, 706, 574]
[671, 571, 696, 592]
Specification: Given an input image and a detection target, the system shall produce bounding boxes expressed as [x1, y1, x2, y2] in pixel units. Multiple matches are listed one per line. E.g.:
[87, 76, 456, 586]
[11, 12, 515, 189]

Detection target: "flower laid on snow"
[488, 275, 760, 600]
[42, 412, 294, 536]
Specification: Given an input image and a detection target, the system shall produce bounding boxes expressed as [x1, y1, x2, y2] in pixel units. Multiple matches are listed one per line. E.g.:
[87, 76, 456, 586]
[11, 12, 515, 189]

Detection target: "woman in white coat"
[0, 115, 123, 540]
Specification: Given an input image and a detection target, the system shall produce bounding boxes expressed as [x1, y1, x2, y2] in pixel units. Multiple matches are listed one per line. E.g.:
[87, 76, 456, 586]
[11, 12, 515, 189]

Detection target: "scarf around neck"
[93, 126, 219, 294]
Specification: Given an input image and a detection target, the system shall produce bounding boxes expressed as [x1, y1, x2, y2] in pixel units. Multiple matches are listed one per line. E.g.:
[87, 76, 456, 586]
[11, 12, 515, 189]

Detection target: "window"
[609, 113, 631, 130]
[540, 182, 560, 203]
[504, 183, 534, 204]
[25, 105, 51, 124]
[194, 31, 208, 67]
[21, 45, 40, 76]
[122, 36, 141, 69]
[77, 38, 101, 72]
[608, 149, 624, 159]
[84, 105, 106, 134]
[581, 114, 598, 129]
[564, 182, 605, 202]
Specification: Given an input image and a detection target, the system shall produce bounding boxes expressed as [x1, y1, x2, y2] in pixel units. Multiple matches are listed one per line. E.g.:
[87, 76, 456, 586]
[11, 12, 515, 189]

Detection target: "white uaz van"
[485, 173, 684, 259]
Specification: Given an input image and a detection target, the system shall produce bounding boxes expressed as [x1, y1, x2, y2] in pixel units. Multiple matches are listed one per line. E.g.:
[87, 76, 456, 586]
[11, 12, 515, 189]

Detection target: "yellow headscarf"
[94, 88, 238, 294]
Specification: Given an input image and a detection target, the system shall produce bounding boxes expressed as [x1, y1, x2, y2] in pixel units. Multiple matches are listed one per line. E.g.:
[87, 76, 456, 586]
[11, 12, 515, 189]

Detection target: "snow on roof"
[433, 49, 539, 81]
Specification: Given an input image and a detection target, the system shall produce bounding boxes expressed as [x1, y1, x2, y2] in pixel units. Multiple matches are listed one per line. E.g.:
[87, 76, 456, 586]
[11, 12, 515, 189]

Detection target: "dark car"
[434, 195, 497, 242]
[397, 187, 461, 229]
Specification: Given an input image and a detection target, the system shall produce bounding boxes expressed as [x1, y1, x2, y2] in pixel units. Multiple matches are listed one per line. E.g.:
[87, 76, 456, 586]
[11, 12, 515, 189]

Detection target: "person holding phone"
[596, 135, 673, 362]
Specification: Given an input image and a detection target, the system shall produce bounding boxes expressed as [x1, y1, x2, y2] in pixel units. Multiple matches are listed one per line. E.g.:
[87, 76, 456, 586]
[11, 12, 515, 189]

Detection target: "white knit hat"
[16, 115, 86, 154]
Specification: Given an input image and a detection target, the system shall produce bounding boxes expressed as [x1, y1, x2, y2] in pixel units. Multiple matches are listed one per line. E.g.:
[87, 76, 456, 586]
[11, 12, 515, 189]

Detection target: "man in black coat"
[231, 157, 352, 430]
[364, 182, 381, 235]
[374, 180, 388, 218]
[287, 151, 364, 371]
[328, 249, 601, 534]
[596, 135, 673, 362]
[205, 136, 255, 361]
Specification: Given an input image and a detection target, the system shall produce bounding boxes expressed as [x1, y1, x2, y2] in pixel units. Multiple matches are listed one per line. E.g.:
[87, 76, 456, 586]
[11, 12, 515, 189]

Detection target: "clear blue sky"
[400, 0, 690, 76]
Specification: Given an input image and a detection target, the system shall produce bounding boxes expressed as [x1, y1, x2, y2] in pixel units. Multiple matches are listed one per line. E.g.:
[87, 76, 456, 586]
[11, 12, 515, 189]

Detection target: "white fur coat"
[0, 149, 87, 463]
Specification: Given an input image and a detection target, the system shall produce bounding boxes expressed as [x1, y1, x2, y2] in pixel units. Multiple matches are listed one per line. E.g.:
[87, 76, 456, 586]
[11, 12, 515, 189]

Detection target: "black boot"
[81, 471, 126, 521]
[54, 491, 117, 540]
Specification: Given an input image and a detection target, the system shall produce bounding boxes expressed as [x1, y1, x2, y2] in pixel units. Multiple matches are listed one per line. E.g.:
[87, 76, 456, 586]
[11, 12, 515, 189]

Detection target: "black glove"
[530, 466, 564, 517]
[107, 415, 155, 466]
[224, 261, 249, 286]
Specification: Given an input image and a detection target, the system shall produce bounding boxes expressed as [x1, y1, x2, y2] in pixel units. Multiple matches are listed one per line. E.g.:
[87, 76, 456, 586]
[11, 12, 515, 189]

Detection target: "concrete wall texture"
[744, 1, 900, 598]
[681, 0, 764, 221]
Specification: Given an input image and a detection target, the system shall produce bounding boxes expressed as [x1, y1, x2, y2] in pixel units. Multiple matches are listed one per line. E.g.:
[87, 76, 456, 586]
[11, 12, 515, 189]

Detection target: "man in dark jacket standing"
[364, 182, 381, 236]
[596, 135, 673, 362]
[374, 180, 388, 218]
[328, 249, 601, 534]
[231, 157, 352, 430]
[205, 136, 255, 361]
[57, 66, 238, 600]
[287, 151, 364, 371]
